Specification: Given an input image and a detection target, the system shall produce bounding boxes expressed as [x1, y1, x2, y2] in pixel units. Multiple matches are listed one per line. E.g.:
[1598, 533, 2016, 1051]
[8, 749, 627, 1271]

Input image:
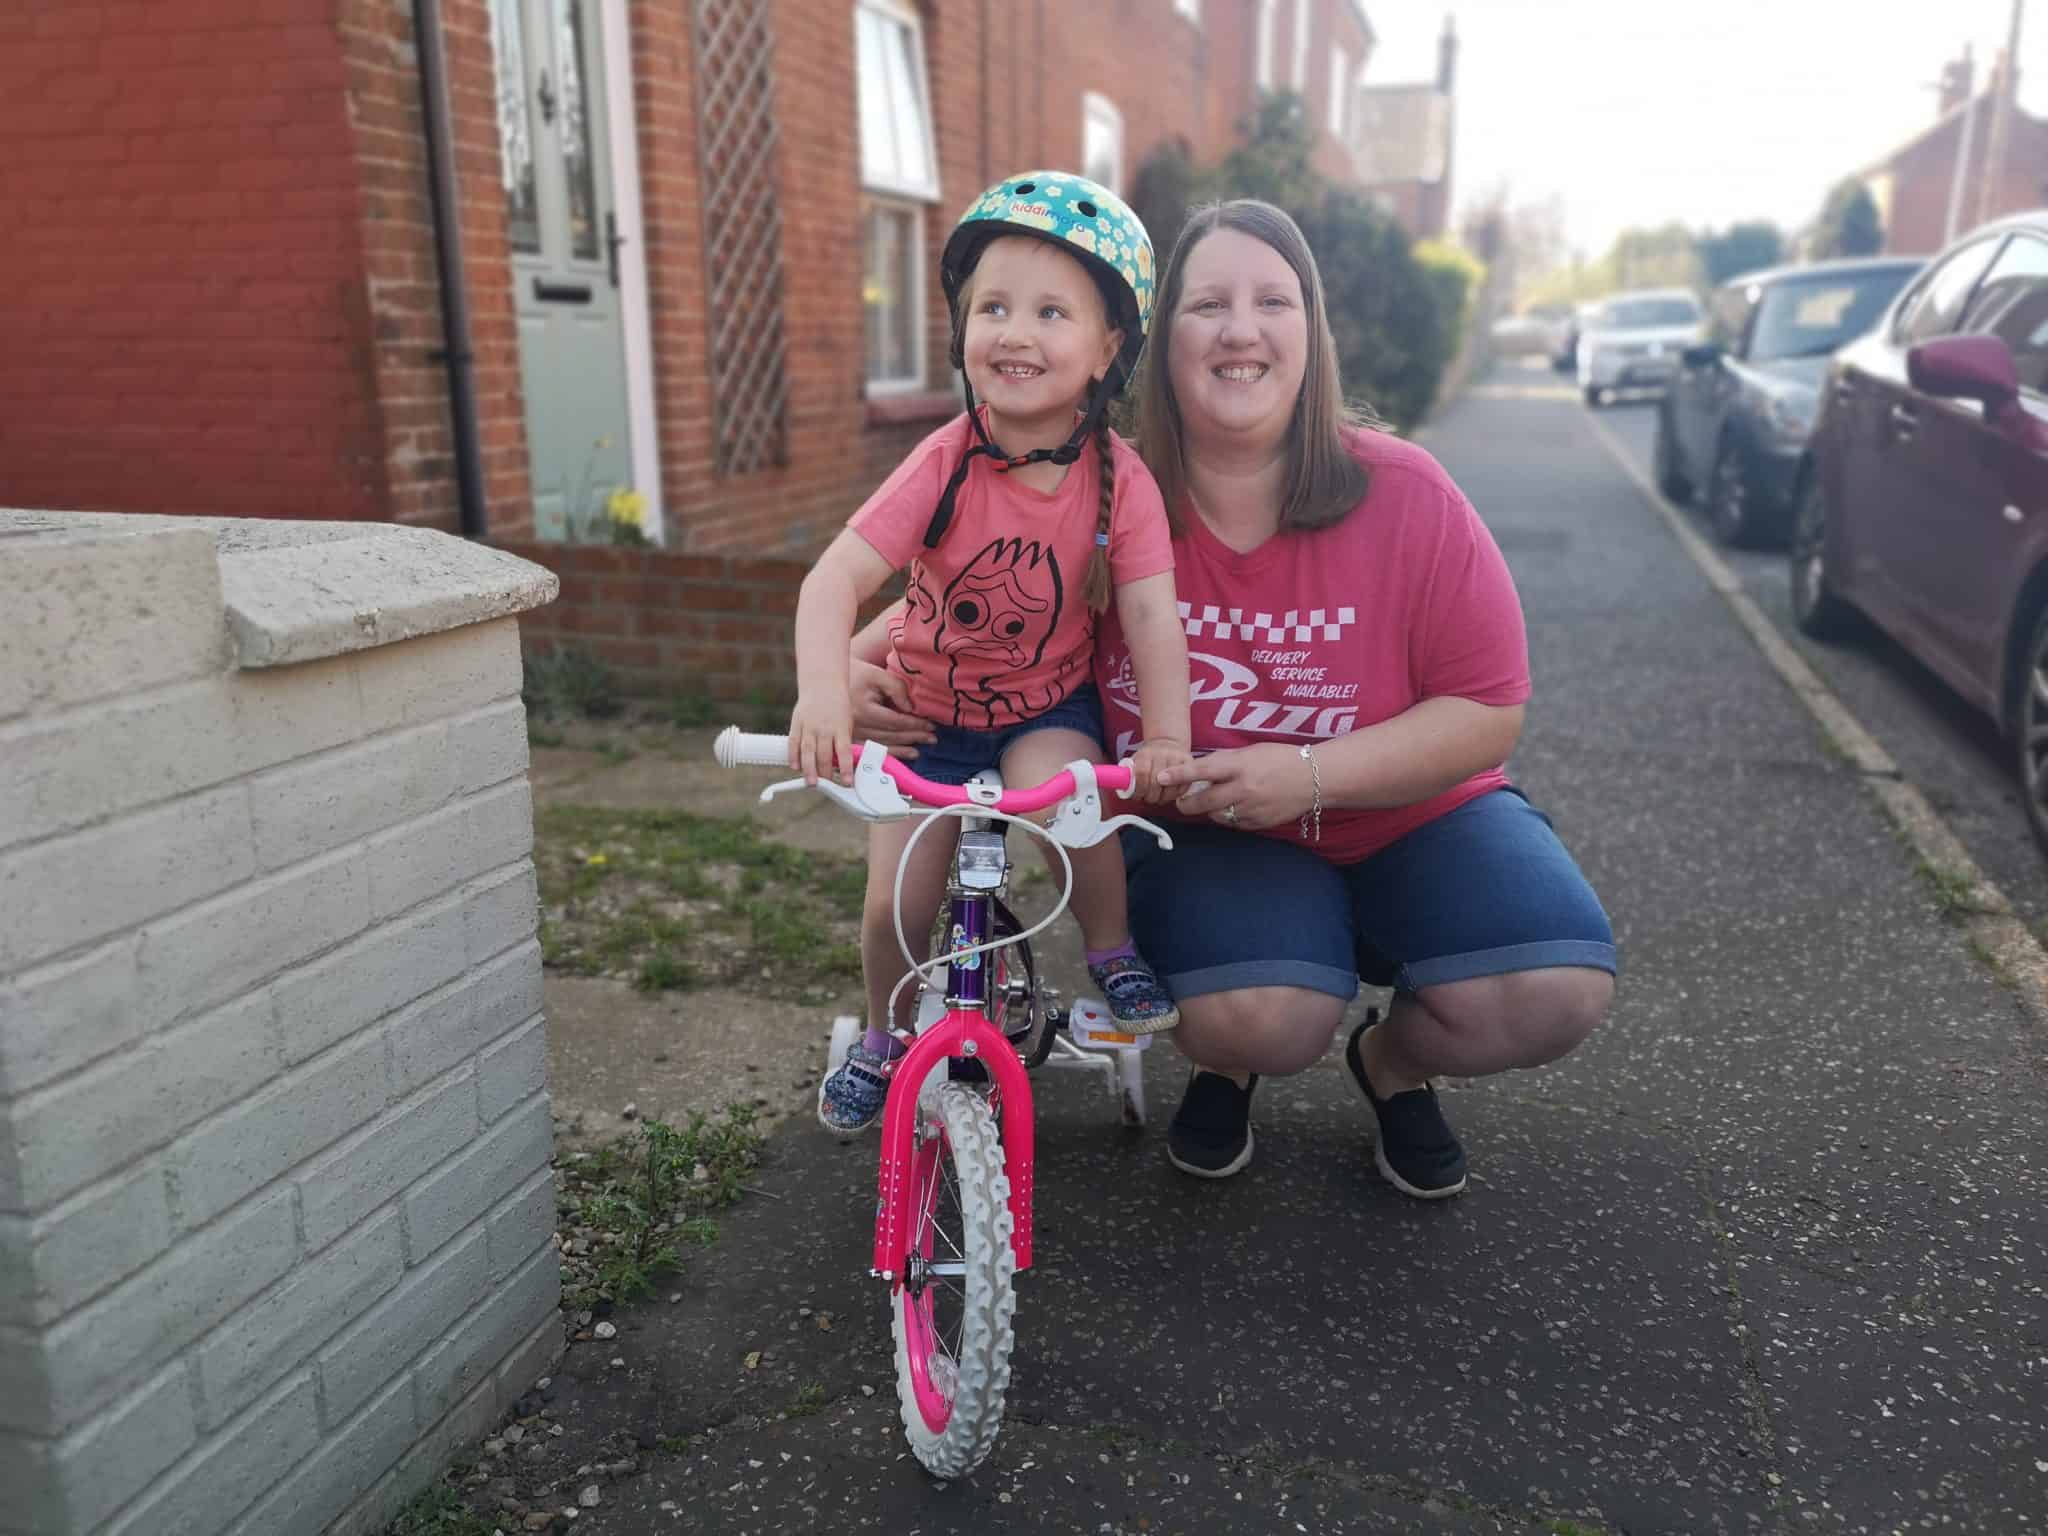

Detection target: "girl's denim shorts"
[1123, 786, 1616, 999]
[911, 684, 1109, 787]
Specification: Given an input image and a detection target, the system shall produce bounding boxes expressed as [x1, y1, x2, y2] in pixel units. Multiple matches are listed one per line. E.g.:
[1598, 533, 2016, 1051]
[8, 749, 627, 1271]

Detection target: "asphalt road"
[519, 362, 2048, 1536]
[1550, 362, 2048, 939]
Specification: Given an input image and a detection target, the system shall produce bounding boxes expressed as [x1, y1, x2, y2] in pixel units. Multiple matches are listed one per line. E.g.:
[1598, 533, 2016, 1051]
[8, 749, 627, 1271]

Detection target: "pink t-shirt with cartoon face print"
[1093, 428, 1530, 864]
[849, 411, 1175, 731]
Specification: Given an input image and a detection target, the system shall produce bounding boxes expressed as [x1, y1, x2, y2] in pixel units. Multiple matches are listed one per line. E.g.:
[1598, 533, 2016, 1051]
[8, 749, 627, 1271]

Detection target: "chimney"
[1938, 44, 1975, 117]
[1437, 13, 1458, 95]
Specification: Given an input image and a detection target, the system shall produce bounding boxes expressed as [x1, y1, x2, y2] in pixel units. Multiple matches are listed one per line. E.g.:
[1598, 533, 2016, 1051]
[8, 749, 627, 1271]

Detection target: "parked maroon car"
[1792, 210, 2048, 850]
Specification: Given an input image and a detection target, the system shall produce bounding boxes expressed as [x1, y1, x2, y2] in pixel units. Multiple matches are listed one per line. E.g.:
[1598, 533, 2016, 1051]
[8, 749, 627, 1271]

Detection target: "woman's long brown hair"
[1132, 200, 1375, 533]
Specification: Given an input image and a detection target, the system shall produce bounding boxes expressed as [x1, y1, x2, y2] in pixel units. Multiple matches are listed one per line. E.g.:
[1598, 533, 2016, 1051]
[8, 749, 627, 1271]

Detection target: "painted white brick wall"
[0, 514, 563, 1536]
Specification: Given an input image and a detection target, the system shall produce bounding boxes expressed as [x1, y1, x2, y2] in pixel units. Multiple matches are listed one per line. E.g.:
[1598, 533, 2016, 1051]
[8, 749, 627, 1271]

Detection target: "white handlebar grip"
[714, 726, 791, 768]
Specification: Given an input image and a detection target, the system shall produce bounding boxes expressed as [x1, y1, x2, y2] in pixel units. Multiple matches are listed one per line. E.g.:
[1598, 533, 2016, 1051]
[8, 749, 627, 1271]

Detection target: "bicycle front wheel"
[891, 1081, 1015, 1477]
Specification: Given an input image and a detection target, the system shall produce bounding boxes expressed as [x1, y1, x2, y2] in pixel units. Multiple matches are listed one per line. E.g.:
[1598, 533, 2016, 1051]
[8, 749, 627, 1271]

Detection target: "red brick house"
[1860, 47, 2048, 257]
[2, 0, 1382, 696]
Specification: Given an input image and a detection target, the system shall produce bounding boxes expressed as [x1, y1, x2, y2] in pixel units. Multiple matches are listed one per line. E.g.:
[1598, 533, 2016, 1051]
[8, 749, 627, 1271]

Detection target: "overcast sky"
[1367, 0, 2046, 258]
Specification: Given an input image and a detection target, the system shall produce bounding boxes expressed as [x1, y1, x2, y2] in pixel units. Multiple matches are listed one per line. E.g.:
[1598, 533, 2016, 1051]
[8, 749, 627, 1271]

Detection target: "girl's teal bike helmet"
[921, 171, 1156, 549]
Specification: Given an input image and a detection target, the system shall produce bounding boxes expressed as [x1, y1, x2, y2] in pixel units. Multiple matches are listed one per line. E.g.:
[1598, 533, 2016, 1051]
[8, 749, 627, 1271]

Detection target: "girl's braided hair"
[1083, 409, 1114, 613]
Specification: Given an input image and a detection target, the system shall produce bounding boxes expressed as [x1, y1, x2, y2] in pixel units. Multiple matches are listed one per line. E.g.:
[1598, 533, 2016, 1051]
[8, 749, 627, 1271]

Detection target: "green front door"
[490, 0, 634, 541]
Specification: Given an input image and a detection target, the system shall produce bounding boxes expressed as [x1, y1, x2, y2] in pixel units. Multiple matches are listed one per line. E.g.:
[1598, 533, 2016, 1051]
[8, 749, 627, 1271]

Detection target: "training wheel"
[826, 1014, 861, 1077]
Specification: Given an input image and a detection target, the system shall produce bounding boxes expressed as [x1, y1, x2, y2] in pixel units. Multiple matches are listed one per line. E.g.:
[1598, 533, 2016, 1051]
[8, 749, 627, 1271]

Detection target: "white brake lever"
[1102, 814, 1174, 851]
[757, 740, 912, 820]
[1041, 760, 1174, 850]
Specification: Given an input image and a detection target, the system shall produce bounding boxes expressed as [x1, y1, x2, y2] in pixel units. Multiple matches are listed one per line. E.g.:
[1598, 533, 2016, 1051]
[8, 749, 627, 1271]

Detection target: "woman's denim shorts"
[1123, 786, 1616, 999]
[911, 684, 1109, 787]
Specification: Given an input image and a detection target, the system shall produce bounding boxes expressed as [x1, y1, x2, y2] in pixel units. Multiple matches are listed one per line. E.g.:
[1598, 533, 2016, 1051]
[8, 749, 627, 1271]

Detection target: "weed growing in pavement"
[1913, 859, 1980, 922]
[388, 1481, 495, 1536]
[1547, 1522, 1611, 1536]
[535, 805, 865, 999]
[788, 1382, 827, 1418]
[556, 1106, 764, 1309]
[1967, 936, 2018, 991]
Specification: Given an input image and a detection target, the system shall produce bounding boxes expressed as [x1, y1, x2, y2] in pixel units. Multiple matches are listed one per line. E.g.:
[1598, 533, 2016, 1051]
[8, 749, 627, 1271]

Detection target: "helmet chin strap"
[920, 365, 1125, 550]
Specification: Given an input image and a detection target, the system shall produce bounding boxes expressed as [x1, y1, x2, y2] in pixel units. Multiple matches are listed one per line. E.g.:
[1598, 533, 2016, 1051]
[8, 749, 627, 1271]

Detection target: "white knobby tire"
[891, 1082, 1016, 1477]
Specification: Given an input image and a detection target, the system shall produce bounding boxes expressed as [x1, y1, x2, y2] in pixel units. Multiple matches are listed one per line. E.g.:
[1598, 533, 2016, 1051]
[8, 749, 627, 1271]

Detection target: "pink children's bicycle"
[714, 726, 1174, 1477]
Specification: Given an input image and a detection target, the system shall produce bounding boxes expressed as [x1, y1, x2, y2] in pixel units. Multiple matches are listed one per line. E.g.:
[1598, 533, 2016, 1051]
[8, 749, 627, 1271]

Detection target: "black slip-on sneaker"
[1345, 1009, 1467, 1200]
[1166, 1069, 1259, 1178]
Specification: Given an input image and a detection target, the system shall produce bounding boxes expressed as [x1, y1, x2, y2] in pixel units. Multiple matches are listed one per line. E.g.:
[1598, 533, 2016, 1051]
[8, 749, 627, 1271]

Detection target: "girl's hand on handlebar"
[788, 690, 854, 786]
[1159, 743, 1311, 830]
[1124, 737, 1193, 804]
[848, 661, 936, 759]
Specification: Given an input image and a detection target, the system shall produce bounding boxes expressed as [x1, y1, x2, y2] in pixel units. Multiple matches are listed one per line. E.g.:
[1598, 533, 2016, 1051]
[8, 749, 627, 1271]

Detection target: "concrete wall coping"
[0, 511, 559, 669]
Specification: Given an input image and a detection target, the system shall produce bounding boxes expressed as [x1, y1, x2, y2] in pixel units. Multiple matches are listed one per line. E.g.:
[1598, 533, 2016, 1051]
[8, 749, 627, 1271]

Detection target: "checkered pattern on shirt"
[1178, 603, 1357, 642]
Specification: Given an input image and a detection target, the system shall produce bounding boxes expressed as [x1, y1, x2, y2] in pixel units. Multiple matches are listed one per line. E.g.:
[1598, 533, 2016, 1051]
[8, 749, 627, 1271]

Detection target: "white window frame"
[1327, 46, 1349, 137]
[1082, 91, 1125, 197]
[1255, 0, 1277, 91]
[1291, 0, 1310, 91]
[855, 0, 941, 396]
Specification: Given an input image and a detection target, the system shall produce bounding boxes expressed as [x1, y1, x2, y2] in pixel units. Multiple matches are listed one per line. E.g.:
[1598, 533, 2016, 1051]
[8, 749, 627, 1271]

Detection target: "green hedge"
[1129, 97, 1480, 431]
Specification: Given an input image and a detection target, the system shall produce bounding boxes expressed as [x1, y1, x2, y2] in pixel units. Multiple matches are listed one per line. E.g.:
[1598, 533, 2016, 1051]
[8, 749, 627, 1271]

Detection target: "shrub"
[1129, 95, 1472, 431]
[522, 646, 622, 722]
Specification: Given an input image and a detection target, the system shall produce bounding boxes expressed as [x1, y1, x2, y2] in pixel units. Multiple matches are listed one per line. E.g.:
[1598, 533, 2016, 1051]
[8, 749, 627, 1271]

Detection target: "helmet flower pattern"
[941, 170, 1155, 341]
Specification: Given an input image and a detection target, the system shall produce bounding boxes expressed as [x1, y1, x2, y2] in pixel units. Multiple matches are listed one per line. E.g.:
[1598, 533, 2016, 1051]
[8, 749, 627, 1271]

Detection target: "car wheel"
[1708, 436, 1758, 547]
[1583, 385, 1603, 408]
[2017, 605, 2048, 857]
[1652, 406, 1691, 502]
[1788, 472, 1856, 640]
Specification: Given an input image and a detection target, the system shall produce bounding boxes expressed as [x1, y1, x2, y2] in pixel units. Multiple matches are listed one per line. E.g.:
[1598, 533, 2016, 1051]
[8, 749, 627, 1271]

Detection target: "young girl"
[790, 171, 1193, 1134]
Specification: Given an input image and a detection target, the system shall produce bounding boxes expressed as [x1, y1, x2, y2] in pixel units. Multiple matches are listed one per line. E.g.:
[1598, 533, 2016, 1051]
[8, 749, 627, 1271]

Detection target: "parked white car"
[1578, 288, 1706, 406]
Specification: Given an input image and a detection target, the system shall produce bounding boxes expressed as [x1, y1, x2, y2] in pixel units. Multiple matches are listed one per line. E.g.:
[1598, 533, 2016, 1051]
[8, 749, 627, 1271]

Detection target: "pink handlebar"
[712, 726, 1131, 811]
[882, 755, 1132, 814]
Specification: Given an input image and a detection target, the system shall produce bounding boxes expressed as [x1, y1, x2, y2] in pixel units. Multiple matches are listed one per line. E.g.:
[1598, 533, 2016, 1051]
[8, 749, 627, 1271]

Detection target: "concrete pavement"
[510, 366, 2048, 1536]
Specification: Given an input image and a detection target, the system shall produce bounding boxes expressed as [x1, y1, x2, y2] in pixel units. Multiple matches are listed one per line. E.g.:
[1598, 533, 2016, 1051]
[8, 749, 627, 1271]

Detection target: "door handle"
[533, 278, 593, 304]
[1888, 403, 1918, 433]
[605, 211, 624, 289]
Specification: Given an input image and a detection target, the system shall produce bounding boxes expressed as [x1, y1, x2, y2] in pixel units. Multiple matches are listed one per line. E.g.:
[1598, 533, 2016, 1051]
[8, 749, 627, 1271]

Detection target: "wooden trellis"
[692, 0, 791, 475]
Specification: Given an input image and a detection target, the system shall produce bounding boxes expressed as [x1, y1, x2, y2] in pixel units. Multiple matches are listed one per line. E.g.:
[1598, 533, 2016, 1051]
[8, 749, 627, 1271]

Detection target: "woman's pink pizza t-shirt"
[850, 411, 1174, 731]
[1093, 427, 1529, 864]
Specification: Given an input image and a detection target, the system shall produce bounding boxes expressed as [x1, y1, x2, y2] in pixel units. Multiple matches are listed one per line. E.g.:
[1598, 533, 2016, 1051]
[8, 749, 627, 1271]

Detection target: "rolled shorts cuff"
[1398, 938, 1618, 993]
[1160, 958, 1361, 1004]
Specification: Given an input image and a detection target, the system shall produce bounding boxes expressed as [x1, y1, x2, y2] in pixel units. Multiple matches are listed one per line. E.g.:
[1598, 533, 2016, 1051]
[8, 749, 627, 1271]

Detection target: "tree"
[1212, 93, 1323, 211]
[1813, 179, 1883, 258]
[1122, 92, 1471, 430]
[1696, 220, 1786, 285]
[1128, 137, 1204, 268]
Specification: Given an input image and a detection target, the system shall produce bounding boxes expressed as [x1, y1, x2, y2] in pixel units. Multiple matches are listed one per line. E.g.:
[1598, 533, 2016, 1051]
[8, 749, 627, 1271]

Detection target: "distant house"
[1350, 14, 1456, 239]
[1860, 47, 2048, 256]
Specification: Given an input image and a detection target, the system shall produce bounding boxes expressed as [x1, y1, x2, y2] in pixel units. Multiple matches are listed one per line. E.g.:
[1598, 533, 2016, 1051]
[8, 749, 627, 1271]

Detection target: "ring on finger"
[1221, 803, 1240, 826]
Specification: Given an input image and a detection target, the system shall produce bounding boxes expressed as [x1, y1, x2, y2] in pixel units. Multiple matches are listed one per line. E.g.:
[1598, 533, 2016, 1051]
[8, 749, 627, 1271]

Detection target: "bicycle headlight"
[954, 831, 1007, 891]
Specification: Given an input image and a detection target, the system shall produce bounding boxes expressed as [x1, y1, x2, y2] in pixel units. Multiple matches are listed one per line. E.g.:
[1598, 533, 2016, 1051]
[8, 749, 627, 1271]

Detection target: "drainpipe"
[415, 0, 489, 539]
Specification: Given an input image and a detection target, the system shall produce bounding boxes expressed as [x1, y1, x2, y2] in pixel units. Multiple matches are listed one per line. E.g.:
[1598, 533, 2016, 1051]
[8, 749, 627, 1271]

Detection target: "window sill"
[865, 389, 957, 428]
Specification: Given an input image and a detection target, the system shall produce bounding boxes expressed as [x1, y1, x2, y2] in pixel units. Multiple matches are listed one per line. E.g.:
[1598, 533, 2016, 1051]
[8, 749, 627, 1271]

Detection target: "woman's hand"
[847, 661, 935, 759]
[1123, 737, 1193, 804]
[1156, 743, 1312, 831]
[788, 688, 854, 786]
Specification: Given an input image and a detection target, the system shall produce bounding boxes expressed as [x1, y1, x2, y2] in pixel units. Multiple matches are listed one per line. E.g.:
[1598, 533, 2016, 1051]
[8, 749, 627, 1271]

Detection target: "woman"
[853, 200, 1615, 1196]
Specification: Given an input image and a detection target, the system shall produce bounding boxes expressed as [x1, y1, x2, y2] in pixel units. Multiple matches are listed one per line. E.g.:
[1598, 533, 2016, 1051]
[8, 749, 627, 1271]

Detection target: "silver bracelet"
[1298, 744, 1322, 843]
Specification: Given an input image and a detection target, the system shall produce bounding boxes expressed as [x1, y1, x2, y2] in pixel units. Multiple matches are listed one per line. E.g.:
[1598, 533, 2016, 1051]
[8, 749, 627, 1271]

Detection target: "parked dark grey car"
[1654, 257, 1924, 545]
